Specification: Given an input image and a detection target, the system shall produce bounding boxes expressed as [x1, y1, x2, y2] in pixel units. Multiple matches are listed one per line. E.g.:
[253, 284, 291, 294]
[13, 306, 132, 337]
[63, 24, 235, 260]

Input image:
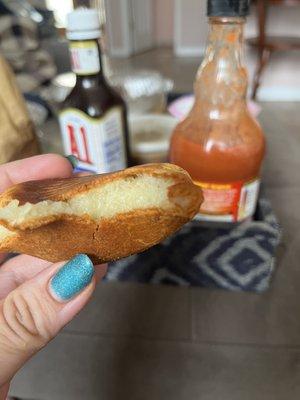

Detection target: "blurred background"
[16, 0, 300, 99]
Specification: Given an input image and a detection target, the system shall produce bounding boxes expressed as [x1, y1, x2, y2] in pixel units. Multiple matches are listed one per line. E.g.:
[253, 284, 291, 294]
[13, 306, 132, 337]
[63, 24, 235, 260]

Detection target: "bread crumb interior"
[0, 225, 14, 240]
[0, 175, 174, 240]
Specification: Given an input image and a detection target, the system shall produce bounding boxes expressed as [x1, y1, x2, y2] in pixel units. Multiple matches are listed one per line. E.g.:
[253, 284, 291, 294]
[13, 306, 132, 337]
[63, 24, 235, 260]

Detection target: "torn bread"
[0, 163, 203, 263]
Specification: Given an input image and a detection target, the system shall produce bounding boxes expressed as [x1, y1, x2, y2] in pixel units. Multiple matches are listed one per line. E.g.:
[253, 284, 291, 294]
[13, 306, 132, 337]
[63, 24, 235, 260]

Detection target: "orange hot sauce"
[170, 5, 265, 223]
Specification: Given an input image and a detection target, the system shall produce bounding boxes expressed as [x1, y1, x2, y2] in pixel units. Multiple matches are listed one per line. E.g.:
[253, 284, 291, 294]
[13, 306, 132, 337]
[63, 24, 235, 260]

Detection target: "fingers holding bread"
[0, 164, 203, 263]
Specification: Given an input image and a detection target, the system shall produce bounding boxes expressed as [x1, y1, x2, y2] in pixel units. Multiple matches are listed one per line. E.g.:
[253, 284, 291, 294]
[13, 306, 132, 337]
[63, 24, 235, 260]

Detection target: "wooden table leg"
[252, 47, 272, 99]
[251, 0, 269, 99]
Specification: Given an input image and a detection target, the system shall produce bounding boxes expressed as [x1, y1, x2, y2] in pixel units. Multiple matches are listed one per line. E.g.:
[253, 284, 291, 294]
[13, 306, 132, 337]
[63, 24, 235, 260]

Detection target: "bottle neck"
[69, 38, 104, 81]
[195, 17, 247, 110]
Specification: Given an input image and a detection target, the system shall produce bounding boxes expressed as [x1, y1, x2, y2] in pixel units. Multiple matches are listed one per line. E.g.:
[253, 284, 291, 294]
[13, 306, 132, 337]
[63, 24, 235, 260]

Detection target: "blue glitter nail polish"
[50, 254, 94, 301]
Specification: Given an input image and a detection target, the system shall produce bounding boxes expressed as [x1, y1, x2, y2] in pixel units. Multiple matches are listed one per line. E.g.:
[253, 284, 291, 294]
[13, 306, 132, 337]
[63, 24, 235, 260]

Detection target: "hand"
[0, 155, 107, 399]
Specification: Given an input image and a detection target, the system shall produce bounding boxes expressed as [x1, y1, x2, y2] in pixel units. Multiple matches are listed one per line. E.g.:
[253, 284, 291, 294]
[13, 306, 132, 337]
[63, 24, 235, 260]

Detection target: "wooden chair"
[248, 0, 300, 99]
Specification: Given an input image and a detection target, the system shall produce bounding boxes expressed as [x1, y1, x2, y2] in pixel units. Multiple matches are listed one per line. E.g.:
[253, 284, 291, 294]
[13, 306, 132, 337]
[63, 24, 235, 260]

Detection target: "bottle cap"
[67, 8, 101, 40]
[207, 0, 250, 17]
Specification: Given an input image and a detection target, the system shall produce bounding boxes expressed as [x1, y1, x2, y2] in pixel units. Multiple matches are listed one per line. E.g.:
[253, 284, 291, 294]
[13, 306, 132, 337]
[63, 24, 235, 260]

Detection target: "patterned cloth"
[106, 198, 281, 293]
[0, 13, 56, 92]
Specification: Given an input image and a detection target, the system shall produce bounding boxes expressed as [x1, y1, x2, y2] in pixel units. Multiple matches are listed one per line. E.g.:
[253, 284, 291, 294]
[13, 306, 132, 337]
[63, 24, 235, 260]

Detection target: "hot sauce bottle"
[59, 8, 130, 174]
[170, 0, 265, 223]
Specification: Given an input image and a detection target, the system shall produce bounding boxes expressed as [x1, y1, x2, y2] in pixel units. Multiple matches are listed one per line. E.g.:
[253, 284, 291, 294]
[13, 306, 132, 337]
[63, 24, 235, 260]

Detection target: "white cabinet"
[105, 0, 154, 57]
[174, 0, 207, 57]
[131, 0, 154, 53]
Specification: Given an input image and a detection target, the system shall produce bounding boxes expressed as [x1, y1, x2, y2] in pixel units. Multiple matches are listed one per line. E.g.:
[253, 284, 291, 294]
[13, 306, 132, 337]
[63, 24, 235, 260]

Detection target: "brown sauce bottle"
[59, 8, 131, 173]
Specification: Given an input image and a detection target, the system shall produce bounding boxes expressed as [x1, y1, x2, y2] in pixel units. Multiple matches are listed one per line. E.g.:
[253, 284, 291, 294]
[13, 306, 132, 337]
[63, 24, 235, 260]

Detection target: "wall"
[245, 4, 300, 37]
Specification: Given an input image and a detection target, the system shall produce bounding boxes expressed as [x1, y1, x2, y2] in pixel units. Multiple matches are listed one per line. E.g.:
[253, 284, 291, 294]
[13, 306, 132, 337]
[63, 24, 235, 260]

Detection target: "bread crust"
[0, 163, 203, 263]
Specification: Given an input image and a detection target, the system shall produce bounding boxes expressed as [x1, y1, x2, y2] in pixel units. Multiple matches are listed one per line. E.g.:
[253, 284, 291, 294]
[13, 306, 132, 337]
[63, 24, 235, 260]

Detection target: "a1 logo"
[60, 108, 126, 174]
[66, 123, 93, 166]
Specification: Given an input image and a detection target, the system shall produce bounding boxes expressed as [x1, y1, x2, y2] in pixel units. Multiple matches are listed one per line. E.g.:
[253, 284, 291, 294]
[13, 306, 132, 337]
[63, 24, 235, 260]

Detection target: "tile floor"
[10, 49, 300, 400]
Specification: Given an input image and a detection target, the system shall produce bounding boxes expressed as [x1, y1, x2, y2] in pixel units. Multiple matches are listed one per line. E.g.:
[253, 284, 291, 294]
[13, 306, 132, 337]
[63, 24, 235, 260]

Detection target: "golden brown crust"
[0, 211, 188, 263]
[0, 163, 203, 263]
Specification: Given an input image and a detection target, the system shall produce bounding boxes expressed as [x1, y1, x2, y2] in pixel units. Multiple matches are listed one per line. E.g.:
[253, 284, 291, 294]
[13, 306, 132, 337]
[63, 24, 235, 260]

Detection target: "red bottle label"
[194, 179, 260, 222]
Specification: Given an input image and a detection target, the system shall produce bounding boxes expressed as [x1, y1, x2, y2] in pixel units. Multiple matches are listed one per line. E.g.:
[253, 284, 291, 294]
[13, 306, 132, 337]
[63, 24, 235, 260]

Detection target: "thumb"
[0, 254, 95, 386]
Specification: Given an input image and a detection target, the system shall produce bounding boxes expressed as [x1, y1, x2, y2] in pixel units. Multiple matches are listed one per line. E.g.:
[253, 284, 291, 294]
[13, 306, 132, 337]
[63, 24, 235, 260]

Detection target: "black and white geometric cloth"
[106, 198, 281, 293]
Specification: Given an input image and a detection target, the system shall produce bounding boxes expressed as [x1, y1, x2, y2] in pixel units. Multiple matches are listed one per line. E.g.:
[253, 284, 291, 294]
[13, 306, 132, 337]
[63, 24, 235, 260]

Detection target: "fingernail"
[50, 254, 94, 302]
[65, 155, 78, 169]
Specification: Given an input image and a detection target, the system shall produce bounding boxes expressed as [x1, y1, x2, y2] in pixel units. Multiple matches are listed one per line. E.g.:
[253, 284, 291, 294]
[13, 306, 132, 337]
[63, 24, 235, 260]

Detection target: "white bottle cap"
[67, 8, 101, 40]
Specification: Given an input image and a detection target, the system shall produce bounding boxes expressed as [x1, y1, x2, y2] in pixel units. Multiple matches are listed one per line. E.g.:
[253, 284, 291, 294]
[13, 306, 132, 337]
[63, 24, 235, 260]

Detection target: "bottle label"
[59, 107, 127, 174]
[70, 41, 100, 75]
[194, 179, 260, 222]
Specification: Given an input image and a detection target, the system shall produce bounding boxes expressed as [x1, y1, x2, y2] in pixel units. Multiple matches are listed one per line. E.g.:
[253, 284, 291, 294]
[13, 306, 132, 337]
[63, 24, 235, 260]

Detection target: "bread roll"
[0, 163, 202, 263]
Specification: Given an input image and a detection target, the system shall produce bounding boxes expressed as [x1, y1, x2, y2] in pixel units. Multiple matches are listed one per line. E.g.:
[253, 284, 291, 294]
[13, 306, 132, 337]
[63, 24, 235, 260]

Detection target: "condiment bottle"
[59, 8, 130, 173]
[170, 0, 265, 223]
